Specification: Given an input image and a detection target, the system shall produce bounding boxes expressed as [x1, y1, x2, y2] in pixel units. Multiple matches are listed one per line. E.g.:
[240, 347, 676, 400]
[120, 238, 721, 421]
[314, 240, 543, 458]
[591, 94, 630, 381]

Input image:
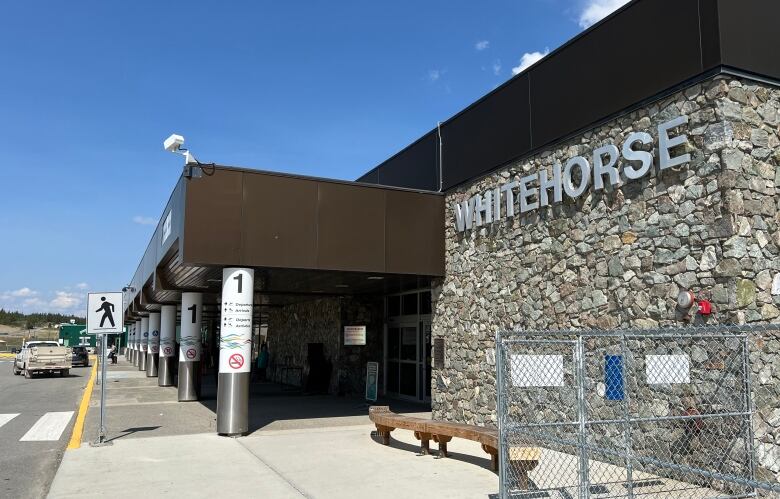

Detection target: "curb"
[67, 361, 98, 449]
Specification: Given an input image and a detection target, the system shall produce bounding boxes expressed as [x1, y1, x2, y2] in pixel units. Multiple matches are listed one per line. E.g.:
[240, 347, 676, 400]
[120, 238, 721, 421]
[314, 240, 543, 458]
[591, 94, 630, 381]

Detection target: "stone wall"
[266, 296, 383, 396]
[432, 75, 780, 483]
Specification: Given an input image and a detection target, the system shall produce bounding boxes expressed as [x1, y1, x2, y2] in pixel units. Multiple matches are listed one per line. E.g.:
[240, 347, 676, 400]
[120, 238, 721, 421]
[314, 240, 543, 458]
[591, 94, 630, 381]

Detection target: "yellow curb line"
[67, 361, 98, 449]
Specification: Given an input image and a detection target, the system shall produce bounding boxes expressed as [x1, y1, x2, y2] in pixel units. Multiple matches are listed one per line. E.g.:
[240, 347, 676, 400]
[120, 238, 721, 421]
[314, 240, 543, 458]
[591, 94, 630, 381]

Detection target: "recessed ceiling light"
[335, 284, 349, 288]
[367, 276, 384, 280]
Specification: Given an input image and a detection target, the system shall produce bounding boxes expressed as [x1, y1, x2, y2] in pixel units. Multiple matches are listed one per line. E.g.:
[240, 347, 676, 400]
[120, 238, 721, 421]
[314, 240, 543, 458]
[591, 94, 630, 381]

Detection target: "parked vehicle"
[71, 346, 89, 367]
[13, 341, 72, 378]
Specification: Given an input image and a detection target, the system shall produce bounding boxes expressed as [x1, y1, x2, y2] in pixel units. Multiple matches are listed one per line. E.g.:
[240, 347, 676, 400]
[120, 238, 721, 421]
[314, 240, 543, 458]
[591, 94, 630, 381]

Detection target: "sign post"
[86, 292, 123, 446]
[365, 361, 379, 402]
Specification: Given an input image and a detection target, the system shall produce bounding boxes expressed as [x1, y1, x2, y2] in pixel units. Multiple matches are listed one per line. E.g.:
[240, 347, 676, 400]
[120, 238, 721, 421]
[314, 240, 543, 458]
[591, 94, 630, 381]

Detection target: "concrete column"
[217, 267, 254, 436]
[133, 319, 141, 366]
[146, 312, 160, 377]
[178, 292, 202, 401]
[138, 317, 148, 371]
[158, 305, 176, 386]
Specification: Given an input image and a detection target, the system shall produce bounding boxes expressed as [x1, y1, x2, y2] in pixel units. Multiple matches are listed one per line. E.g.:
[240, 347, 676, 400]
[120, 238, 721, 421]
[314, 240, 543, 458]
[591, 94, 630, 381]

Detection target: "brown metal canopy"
[123, 165, 444, 321]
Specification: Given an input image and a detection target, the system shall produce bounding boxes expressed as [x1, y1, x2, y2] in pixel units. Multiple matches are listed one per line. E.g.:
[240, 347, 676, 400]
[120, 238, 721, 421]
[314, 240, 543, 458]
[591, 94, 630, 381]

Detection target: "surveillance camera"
[164, 134, 185, 153]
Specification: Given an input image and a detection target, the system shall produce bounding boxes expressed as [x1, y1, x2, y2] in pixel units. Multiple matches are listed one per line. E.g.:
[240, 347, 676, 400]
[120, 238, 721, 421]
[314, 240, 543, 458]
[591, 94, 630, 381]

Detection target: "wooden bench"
[369, 406, 540, 486]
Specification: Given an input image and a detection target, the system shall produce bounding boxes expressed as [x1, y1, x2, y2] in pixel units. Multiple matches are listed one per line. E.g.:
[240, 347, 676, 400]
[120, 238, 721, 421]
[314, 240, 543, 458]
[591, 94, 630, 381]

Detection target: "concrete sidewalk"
[48, 357, 498, 498]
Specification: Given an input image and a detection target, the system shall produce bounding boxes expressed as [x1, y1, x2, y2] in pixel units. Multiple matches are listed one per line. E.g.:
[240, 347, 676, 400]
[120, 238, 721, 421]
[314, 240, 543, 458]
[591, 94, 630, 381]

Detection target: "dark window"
[401, 293, 418, 316]
[420, 291, 432, 314]
[400, 327, 417, 361]
[387, 296, 401, 317]
[388, 327, 400, 359]
[400, 363, 416, 397]
[387, 361, 399, 393]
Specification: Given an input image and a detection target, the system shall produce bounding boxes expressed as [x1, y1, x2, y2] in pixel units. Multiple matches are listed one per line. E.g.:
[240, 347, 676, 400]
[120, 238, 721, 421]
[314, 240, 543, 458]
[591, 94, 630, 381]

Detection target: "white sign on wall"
[86, 292, 123, 335]
[219, 268, 254, 374]
[162, 210, 172, 244]
[344, 325, 367, 346]
[646, 354, 690, 384]
[510, 354, 565, 387]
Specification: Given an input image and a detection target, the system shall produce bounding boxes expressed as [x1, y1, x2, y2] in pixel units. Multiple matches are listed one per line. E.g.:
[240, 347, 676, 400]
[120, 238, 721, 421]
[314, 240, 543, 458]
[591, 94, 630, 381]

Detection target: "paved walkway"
[48, 357, 499, 498]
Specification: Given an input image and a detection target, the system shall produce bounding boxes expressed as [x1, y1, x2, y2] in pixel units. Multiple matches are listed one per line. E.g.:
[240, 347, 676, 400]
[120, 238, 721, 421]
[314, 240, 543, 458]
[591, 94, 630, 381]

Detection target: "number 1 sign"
[219, 268, 254, 374]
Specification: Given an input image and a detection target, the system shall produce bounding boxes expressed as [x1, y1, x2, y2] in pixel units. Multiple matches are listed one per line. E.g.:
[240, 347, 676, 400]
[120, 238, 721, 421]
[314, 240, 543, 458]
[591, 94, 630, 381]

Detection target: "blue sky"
[0, 0, 628, 316]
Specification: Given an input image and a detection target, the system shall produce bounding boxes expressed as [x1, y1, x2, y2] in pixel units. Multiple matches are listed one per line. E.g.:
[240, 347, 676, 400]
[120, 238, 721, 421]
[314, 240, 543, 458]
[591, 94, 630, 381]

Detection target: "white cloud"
[511, 49, 550, 75]
[427, 69, 445, 82]
[76, 282, 89, 290]
[11, 287, 37, 297]
[132, 215, 157, 226]
[23, 297, 45, 307]
[492, 60, 502, 76]
[49, 291, 82, 312]
[578, 0, 630, 29]
[475, 40, 490, 51]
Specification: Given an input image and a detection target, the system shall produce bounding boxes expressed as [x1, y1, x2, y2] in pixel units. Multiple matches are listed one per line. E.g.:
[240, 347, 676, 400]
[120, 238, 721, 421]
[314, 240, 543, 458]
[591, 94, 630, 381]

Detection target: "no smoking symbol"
[228, 353, 244, 369]
[186, 348, 196, 359]
[164, 347, 172, 355]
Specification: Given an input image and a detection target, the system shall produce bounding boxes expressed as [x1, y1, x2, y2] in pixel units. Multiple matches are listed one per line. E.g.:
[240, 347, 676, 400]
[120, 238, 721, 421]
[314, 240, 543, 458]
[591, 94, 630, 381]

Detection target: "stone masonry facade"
[266, 296, 383, 396]
[432, 75, 780, 481]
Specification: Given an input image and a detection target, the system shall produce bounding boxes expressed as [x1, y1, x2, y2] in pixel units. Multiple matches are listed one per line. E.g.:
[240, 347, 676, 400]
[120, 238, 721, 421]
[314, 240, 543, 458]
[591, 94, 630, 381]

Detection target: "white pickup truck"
[13, 341, 72, 378]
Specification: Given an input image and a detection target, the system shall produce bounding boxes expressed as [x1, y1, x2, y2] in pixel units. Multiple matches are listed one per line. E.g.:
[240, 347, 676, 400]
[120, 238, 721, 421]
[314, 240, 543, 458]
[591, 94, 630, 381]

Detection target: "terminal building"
[122, 0, 778, 478]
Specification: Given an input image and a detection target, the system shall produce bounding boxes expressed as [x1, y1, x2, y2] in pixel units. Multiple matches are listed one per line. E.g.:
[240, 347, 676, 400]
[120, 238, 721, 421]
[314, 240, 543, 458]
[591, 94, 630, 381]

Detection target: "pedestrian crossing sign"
[86, 292, 123, 335]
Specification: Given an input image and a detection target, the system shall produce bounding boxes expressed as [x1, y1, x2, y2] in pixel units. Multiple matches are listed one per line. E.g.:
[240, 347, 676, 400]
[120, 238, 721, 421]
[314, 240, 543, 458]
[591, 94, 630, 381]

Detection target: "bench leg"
[375, 425, 394, 445]
[432, 435, 452, 458]
[481, 444, 498, 472]
[414, 431, 432, 455]
[510, 460, 537, 490]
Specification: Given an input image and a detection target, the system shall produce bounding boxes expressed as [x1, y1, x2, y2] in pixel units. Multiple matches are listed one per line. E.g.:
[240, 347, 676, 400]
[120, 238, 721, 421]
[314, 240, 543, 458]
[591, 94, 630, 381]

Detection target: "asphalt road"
[0, 358, 91, 499]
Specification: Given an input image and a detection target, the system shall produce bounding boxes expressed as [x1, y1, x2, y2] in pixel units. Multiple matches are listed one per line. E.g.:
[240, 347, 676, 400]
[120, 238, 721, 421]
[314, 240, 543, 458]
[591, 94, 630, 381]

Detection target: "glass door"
[421, 320, 432, 402]
[386, 322, 419, 400]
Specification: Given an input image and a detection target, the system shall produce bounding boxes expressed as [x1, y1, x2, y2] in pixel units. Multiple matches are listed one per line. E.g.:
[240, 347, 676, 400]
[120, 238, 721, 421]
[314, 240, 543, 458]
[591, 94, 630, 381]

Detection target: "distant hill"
[0, 309, 85, 330]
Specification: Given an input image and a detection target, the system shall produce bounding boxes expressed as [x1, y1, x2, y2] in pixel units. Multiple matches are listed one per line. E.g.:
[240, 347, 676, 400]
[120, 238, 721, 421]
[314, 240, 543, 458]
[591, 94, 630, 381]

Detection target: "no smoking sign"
[228, 353, 244, 370]
[186, 348, 197, 360]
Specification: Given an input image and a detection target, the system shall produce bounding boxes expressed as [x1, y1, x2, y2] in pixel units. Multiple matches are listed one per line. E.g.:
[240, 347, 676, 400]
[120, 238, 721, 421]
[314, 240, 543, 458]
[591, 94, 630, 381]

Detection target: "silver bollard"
[158, 357, 174, 386]
[217, 372, 250, 435]
[146, 352, 159, 377]
[178, 361, 200, 401]
[138, 351, 147, 371]
[159, 305, 176, 387]
[216, 268, 254, 436]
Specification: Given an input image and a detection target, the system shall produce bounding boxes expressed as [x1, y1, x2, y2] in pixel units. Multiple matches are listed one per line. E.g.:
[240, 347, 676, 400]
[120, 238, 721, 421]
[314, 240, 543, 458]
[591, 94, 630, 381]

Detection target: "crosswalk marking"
[20, 411, 74, 441]
[0, 413, 20, 430]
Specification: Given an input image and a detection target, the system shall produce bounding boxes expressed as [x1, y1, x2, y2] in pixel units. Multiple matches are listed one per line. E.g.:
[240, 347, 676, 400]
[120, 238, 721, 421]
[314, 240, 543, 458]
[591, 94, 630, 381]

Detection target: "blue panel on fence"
[605, 355, 624, 401]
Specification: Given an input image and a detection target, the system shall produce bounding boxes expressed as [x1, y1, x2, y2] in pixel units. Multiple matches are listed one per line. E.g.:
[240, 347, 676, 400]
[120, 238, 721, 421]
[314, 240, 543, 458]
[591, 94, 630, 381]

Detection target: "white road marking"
[0, 413, 20, 430]
[20, 411, 74, 441]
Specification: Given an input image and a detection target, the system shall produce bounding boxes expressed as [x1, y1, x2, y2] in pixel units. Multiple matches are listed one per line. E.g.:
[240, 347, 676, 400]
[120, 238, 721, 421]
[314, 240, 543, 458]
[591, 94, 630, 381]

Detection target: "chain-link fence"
[496, 324, 780, 498]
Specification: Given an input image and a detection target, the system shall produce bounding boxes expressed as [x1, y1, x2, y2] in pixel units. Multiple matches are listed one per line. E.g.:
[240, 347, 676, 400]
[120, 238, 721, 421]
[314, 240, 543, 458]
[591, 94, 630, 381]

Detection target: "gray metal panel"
[718, 0, 780, 79]
[528, 0, 703, 150]
[375, 130, 439, 191]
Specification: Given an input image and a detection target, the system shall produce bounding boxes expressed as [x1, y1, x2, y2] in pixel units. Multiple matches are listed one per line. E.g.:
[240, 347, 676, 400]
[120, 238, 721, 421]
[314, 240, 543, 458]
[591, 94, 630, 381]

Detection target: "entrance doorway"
[384, 290, 431, 403]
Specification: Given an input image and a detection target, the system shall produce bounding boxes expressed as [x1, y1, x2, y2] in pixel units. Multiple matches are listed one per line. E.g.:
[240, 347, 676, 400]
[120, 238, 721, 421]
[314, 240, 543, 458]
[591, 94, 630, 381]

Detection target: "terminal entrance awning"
[123, 166, 444, 319]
